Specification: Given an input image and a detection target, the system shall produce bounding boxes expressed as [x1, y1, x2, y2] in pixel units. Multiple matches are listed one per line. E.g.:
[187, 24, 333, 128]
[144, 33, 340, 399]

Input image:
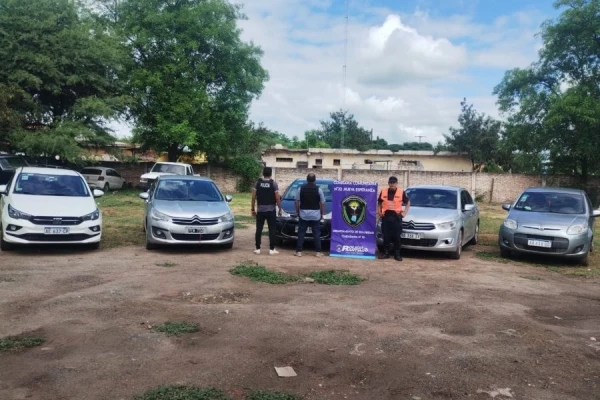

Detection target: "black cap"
[388, 176, 398, 183]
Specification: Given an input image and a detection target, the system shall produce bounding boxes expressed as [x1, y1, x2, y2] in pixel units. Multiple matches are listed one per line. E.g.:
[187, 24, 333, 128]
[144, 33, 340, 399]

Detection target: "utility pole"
[415, 135, 425, 143]
[341, 0, 349, 150]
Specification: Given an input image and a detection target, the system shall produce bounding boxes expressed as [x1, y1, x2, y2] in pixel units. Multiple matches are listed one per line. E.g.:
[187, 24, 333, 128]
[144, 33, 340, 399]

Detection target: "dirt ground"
[0, 228, 599, 400]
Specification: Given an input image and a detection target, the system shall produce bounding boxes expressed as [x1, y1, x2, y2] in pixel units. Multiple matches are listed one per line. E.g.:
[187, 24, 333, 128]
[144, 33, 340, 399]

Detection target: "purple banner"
[329, 181, 377, 259]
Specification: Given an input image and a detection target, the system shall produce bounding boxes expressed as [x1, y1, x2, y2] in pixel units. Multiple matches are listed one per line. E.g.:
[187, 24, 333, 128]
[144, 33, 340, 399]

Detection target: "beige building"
[262, 145, 473, 172]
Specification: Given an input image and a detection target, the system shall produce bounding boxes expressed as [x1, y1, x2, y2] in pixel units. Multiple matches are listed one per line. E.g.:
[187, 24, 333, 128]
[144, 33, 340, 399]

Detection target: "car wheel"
[449, 230, 463, 260]
[469, 222, 479, 245]
[500, 246, 511, 258]
[146, 239, 157, 250]
[0, 229, 14, 251]
[103, 182, 109, 191]
[142, 219, 146, 233]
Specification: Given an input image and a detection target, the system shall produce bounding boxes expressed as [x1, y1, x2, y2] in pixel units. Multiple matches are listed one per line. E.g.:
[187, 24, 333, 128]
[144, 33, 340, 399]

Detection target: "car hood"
[153, 200, 230, 218]
[9, 194, 97, 217]
[280, 199, 332, 215]
[404, 206, 460, 223]
[141, 172, 176, 180]
[508, 210, 587, 228]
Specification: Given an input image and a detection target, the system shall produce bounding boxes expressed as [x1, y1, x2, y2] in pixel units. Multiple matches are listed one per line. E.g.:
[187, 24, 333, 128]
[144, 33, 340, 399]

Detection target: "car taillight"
[98, 176, 105, 181]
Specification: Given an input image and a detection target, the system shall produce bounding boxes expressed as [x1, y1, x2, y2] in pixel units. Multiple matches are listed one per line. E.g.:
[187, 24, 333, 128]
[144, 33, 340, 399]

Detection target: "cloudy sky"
[234, 0, 558, 145]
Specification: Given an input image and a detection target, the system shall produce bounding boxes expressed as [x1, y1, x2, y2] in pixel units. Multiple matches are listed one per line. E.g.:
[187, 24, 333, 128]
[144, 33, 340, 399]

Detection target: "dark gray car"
[498, 187, 600, 265]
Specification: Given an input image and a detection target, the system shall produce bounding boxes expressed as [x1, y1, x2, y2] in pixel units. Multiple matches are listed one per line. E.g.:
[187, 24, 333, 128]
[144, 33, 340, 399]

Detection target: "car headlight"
[503, 219, 517, 230]
[151, 208, 171, 222]
[567, 223, 587, 235]
[82, 208, 100, 221]
[8, 204, 31, 220]
[323, 212, 332, 220]
[277, 207, 291, 218]
[218, 212, 234, 223]
[437, 220, 458, 230]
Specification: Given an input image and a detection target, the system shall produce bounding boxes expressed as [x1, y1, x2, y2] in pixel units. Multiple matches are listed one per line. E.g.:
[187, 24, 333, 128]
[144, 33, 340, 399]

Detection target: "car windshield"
[151, 163, 185, 175]
[513, 192, 585, 214]
[282, 181, 333, 202]
[81, 168, 102, 175]
[0, 157, 28, 169]
[13, 173, 90, 197]
[405, 188, 458, 210]
[154, 179, 223, 202]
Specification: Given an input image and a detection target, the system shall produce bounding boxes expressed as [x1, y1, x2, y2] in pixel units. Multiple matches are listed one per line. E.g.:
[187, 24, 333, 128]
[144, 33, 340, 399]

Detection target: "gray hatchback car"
[498, 187, 600, 265]
[139, 175, 235, 250]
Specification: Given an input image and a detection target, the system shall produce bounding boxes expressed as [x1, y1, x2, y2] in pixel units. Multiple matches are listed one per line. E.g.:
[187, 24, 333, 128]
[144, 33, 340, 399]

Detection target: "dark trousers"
[296, 218, 322, 252]
[382, 214, 402, 253]
[255, 211, 277, 250]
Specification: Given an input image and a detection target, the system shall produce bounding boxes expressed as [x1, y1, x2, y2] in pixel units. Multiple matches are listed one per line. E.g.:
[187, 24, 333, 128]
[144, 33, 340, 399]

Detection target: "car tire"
[449, 230, 463, 260]
[146, 237, 157, 250]
[469, 222, 479, 245]
[0, 229, 14, 251]
[103, 183, 109, 191]
[500, 246, 511, 258]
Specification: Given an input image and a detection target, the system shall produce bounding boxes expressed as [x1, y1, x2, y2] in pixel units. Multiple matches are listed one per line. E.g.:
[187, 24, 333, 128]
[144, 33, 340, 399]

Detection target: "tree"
[116, 0, 268, 161]
[494, 0, 600, 181]
[441, 98, 502, 170]
[0, 0, 126, 160]
[315, 110, 373, 150]
[371, 136, 388, 150]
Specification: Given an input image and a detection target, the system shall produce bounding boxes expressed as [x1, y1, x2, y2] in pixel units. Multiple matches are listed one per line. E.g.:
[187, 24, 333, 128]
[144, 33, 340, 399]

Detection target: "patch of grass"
[235, 222, 249, 230]
[235, 215, 255, 223]
[97, 189, 145, 249]
[135, 386, 231, 400]
[230, 262, 300, 284]
[520, 275, 542, 281]
[226, 193, 252, 216]
[0, 336, 45, 351]
[479, 216, 504, 235]
[247, 391, 301, 400]
[475, 251, 510, 264]
[155, 262, 177, 268]
[153, 322, 199, 336]
[0, 277, 15, 283]
[305, 270, 363, 285]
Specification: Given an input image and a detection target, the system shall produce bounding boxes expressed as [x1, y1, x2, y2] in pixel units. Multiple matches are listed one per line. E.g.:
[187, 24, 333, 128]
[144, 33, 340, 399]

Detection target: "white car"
[80, 166, 126, 191]
[0, 167, 104, 251]
[140, 162, 195, 189]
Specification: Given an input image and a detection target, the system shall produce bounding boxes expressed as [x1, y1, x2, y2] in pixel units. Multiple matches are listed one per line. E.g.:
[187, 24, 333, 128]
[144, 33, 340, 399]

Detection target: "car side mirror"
[463, 204, 475, 211]
[592, 210, 600, 218]
[93, 189, 104, 198]
[502, 204, 511, 211]
[139, 192, 149, 200]
[0, 184, 7, 195]
[225, 195, 232, 202]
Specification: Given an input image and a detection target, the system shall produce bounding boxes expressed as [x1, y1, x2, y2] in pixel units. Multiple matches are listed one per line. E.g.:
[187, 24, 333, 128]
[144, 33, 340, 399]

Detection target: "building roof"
[264, 146, 463, 157]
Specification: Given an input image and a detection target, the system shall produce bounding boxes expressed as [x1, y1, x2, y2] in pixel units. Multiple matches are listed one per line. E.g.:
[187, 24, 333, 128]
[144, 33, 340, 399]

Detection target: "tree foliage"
[116, 0, 268, 161]
[494, 0, 600, 180]
[0, 0, 126, 160]
[440, 98, 502, 170]
[313, 110, 373, 150]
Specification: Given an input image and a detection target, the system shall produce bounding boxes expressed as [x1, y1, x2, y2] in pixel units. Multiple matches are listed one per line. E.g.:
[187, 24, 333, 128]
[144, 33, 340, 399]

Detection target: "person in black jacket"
[294, 173, 326, 257]
[251, 167, 283, 255]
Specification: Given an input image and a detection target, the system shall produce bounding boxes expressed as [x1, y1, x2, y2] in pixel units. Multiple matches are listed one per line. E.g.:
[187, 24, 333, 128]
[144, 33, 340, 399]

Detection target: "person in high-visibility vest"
[377, 176, 410, 261]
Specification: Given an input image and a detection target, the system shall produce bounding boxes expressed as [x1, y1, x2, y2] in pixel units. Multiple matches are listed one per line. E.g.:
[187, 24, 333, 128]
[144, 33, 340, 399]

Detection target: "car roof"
[154, 162, 188, 166]
[291, 178, 335, 183]
[19, 167, 78, 176]
[157, 175, 210, 182]
[407, 185, 463, 191]
[524, 187, 583, 195]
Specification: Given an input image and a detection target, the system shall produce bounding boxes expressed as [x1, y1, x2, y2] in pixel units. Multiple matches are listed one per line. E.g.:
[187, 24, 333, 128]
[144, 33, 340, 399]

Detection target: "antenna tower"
[341, 0, 349, 149]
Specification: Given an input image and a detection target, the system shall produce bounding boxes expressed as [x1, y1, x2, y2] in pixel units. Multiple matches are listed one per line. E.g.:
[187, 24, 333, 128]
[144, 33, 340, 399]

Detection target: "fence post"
[489, 178, 495, 203]
[471, 172, 476, 195]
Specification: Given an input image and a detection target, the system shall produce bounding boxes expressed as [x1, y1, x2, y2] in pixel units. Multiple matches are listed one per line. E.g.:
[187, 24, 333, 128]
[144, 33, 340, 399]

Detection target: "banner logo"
[342, 195, 367, 228]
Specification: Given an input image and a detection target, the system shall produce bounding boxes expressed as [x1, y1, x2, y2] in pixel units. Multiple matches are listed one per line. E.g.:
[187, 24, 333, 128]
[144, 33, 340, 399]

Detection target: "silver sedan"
[498, 187, 600, 265]
[377, 185, 479, 259]
[140, 175, 235, 250]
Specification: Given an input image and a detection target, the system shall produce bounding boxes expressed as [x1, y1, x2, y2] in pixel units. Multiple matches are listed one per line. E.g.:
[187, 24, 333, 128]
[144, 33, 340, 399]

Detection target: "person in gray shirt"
[251, 167, 283, 255]
[294, 173, 325, 257]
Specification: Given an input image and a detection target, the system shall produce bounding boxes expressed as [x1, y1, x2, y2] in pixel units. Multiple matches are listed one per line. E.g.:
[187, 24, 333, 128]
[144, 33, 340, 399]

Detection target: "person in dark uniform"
[251, 167, 283, 255]
[294, 173, 326, 257]
[378, 176, 410, 261]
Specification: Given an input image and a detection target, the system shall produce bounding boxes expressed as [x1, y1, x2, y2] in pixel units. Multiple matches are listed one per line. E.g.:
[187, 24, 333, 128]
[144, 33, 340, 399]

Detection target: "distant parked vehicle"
[0, 155, 29, 185]
[0, 167, 104, 251]
[498, 187, 600, 266]
[80, 167, 126, 191]
[376, 185, 479, 259]
[139, 162, 195, 189]
[139, 175, 234, 250]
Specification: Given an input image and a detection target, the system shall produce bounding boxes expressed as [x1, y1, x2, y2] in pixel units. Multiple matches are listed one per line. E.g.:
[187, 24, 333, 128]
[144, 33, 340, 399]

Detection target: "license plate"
[294, 226, 312, 234]
[401, 232, 421, 240]
[187, 227, 206, 234]
[528, 239, 552, 248]
[44, 227, 69, 235]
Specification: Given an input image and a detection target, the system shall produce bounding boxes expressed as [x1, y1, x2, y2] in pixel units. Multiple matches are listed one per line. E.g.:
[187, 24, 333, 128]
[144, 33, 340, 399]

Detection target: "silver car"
[376, 185, 479, 259]
[498, 187, 600, 265]
[139, 175, 235, 250]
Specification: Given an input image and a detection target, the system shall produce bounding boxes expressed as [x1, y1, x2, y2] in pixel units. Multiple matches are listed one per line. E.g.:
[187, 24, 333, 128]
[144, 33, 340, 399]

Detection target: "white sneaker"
[253, 249, 261, 255]
[315, 252, 323, 257]
[294, 251, 302, 257]
[269, 249, 279, 255]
